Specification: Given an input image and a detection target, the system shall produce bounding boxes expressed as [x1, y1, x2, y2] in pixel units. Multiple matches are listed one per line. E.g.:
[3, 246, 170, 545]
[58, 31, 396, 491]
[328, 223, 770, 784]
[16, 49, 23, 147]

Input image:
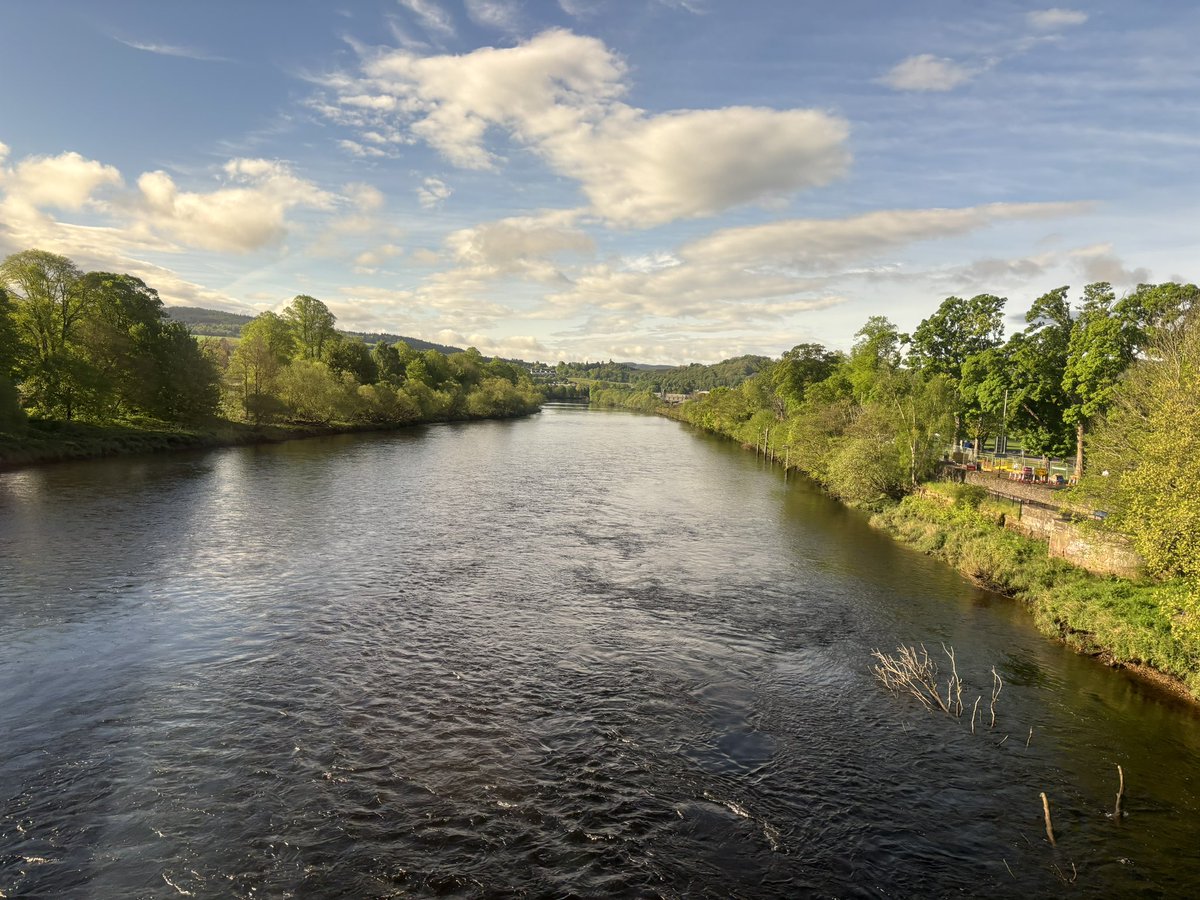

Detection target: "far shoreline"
[0, 408, 542, 474]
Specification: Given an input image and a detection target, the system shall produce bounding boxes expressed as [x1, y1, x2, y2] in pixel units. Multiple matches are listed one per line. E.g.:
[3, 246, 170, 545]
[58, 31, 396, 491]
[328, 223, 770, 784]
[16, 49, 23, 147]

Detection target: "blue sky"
[1, 1, 1197, 363]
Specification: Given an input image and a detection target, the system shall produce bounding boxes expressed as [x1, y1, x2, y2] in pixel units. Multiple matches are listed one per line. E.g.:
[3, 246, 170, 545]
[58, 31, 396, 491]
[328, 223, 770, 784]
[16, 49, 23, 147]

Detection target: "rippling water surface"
[2, 405, 1199, 897]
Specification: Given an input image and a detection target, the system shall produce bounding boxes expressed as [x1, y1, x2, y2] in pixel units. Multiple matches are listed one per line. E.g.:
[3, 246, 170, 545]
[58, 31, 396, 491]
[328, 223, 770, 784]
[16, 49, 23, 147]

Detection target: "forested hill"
[167, 306, 463, 355]
[552, 355, 768, 389]
[638, 355, 771, 393]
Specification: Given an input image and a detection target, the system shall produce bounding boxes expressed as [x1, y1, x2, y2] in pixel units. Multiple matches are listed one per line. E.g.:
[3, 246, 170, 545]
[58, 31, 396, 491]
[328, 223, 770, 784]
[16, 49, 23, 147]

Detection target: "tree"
[909, 294, 1006, 446]
[283, 294, 336, 361]
[908, 294, 1006, 380]
[372, 341, 404, 384]
[847, 316, 902, 403]
[1082, 308, 1200, 591]
[276, 359, 355, 424]
[768, 343, 841, 413]
[1062, 283, 1134, 478]
[324, 335, 378, 384]
[1002, 287, 1075, 455]
[0, 250, 95, 419]
[0, 287, 22, 377]
[227, 312, 294, 422]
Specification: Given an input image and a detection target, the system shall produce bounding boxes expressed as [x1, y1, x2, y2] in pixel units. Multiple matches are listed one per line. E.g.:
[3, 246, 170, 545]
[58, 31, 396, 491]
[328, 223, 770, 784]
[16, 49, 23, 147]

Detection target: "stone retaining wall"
[999, 496, 1145, 579]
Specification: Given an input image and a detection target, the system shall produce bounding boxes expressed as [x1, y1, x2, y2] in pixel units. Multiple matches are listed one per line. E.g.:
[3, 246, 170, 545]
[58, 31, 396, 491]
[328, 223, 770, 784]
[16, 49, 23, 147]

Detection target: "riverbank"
[0, 409, 541, 472]
[599, 397, 1200, 703]
[871, 483, 1200, 701]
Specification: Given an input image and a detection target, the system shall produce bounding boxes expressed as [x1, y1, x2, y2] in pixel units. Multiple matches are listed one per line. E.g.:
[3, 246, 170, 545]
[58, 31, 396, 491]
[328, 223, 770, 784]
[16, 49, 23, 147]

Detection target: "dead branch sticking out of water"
[990, 667, 1004, 727]
[871, 644, 954, 714]
[1114, 765, 1125, 822]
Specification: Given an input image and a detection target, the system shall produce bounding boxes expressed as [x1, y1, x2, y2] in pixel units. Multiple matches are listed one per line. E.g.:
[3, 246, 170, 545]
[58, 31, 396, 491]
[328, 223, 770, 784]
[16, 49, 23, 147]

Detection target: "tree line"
[594, 281, 1198, 576]
[0, 249, 541, 431]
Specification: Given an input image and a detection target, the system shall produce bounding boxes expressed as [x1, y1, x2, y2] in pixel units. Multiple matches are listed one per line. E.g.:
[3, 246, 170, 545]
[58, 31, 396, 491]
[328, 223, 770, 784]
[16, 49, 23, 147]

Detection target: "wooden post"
[784, 445, 790, 481]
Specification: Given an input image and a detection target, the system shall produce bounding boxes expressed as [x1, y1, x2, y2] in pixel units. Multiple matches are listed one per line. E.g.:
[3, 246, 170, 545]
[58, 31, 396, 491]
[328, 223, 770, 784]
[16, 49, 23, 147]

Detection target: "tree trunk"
[1074, 422, 1085, 480]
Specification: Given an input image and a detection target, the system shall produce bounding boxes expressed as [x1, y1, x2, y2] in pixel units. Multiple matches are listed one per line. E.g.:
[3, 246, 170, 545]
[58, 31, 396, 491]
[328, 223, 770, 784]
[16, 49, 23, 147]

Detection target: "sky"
[1, 1, 1198, 364]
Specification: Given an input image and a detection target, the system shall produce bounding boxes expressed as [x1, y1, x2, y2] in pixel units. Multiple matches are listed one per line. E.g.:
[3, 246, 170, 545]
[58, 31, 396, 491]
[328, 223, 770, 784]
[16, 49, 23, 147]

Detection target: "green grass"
[872, 482, 1200, 698]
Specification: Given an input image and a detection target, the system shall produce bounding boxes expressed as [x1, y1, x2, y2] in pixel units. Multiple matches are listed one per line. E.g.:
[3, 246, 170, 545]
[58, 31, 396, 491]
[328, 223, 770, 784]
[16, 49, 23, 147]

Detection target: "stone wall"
[1000, 497, 1145, 579]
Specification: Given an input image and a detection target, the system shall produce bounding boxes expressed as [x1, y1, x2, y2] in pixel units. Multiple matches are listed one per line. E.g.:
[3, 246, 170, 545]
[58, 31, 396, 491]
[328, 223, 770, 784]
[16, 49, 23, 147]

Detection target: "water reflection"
[1, 407, 1198, 897]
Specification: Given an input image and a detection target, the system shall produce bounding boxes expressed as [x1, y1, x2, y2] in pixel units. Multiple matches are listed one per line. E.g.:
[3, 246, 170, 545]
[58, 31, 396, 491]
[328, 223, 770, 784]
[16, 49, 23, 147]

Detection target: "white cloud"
[1070, 243, 1151, 286]
[543, 201, 1090, 323]
[444, 210, 593, 274]
[417, 176, 452, 208]
[345, 182, 386, 212]
[397, 0, 456, 37]
[338, 139, 389, 158]
[354, 243, 404, 272]
[464, 0, 521, 32]
[1027, 8, 1088, 31]
[1, 151, 123, 212]
[135, 159, 335, 253]
[113, 37, 228, 62]
[883, 54, 975, 92]
[557, 0, 595, 17]
[318, 29, 850, 227]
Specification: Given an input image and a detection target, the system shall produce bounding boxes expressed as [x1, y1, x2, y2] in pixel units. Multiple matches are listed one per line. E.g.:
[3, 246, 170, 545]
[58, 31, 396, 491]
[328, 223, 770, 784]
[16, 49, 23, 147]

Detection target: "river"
[1, 405, 1198, 897]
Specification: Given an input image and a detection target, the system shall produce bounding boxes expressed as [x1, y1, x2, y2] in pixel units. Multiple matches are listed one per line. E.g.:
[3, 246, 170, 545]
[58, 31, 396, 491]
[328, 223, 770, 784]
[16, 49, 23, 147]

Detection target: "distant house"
[661, 392, 690, 405]
[528, 366, 555, 378]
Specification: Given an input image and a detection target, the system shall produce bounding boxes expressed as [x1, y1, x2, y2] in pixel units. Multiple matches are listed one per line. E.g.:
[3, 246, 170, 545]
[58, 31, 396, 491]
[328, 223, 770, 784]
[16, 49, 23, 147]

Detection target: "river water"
[1, 405, 1198, 898]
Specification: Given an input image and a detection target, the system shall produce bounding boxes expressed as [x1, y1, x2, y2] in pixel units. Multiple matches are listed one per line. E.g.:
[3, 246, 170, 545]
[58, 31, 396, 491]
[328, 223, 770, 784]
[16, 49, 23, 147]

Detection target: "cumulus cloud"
[135, 159, 335, 253]
[0, 150, 122, 211]
[316, 29, 850, 227]
[882, 54, 976, 92]
[1027, 8, 1088, 30]
[444, 210, 593, 274]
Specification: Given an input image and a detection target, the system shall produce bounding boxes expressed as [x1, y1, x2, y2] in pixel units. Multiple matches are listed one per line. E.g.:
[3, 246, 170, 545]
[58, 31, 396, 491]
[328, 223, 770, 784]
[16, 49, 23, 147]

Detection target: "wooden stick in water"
[1040, 792, 1056, 846]
[1114, 764, 1125, 822]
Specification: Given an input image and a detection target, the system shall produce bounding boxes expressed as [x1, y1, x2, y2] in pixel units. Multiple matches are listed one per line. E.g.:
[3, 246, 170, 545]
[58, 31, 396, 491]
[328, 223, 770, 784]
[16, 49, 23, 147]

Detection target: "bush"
[0, 373, 25, 427]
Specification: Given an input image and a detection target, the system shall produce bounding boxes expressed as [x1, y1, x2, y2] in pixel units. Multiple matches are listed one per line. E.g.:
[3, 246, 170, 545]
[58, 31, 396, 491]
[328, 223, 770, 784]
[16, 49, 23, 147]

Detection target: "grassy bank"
[872, 483, 1200, 700]
[0, 409, 540, 472]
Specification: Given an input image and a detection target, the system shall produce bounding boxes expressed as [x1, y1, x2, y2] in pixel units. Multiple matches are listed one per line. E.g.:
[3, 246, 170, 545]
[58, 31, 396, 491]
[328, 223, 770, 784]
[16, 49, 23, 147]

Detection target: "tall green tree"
[283, 294, 336, 361]
[1062, 283, 1134, 477]
[847, 316, 902, 403]
[227, 312, 294, 423]
[1002, 287, 1075, 455]
[0, 250, 97, 419]
[768, 343, 841, 414]
[909, 294, 1006, 446]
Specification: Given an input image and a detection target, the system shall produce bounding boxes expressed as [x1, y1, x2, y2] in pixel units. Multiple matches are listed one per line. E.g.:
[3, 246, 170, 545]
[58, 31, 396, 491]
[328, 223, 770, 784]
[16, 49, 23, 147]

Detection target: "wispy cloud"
[397, 0, 456, 38]
[882, 8, 1090, 93]
[465, 0, 521, 33]
[1028, 8, 1089, 31]
[113, 37, 228, 62]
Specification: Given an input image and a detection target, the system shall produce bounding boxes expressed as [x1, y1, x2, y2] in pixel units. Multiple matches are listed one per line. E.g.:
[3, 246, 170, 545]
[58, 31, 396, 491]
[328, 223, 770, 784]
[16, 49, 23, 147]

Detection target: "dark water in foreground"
[1, 405, 1198, 898]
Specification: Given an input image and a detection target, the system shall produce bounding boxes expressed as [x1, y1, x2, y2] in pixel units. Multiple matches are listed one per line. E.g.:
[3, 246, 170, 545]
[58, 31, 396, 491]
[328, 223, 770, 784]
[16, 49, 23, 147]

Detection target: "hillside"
[167, 306, 463, 355]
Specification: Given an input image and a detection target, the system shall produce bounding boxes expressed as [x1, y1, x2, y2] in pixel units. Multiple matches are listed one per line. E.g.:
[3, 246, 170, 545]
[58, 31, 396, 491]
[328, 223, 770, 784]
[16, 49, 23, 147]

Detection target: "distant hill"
[634, 355, 771, 392]
[167, 306, 463, 355]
